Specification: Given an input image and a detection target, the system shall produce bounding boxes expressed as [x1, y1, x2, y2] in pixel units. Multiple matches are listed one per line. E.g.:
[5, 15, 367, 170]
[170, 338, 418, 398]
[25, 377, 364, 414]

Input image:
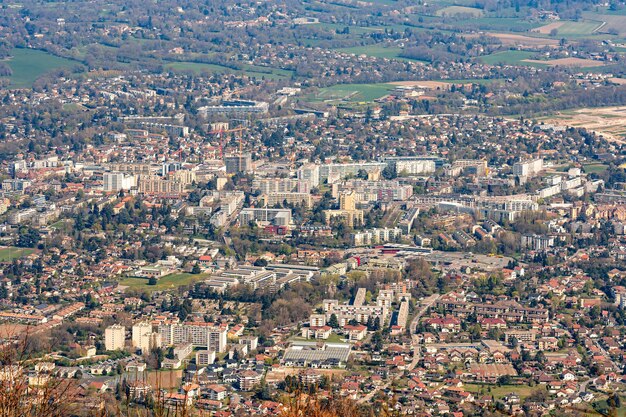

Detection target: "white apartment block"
[105, 324, 125, 351]
[103, 172, 136, 192]
[513, 158, 543, 177]
[159, 322, 228, 352]
[297, 163, 320, 187]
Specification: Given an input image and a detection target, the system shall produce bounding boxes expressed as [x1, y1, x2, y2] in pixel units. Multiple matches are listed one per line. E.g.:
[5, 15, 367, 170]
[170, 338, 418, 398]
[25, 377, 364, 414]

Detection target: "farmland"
[479, 50, 544, 67]
[1, 48, 80, 88]
[435, 5, 483, 17]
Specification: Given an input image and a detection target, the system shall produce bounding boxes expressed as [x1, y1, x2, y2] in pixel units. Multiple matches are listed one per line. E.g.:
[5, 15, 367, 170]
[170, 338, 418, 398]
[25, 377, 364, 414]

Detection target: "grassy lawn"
[463, 383, 539, 400]
[0, 247, 36, 262]
[313, 83, 395, 103]
[479, 50, 546, 67]
[119, 272, 209, 292]
[583, 163, 609, 174]
[2, 48, 80, 88]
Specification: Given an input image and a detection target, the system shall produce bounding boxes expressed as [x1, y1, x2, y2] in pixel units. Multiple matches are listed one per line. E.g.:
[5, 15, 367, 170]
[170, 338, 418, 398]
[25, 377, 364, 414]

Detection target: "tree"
[191, 263, 202, 274]
[371, 332, 383, 351]
[328, 313, 339, 328]
[148, 277, 158, 286]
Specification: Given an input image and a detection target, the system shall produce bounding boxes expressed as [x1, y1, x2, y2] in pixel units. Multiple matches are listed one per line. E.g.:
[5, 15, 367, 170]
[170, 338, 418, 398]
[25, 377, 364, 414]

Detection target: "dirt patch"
[539, 106, 626, 143]
[0, 324, 30, 339]
[532, 22, 565, 34]
[523, 57, 604, 67]
[389, 80, 451, 90]
[146, 370, 182, 390]
[609, 78, 626, 85]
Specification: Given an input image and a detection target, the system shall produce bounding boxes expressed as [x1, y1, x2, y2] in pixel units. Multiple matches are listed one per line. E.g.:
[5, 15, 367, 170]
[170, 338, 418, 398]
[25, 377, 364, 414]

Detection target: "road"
[357, 294, 440, 404]
[408, 294, 441, 371]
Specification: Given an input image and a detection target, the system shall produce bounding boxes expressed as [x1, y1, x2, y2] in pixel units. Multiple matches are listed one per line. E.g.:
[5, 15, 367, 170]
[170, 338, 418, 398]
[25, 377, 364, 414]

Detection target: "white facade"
[103, 172, 136, 192]
[105, 324, 125, 351]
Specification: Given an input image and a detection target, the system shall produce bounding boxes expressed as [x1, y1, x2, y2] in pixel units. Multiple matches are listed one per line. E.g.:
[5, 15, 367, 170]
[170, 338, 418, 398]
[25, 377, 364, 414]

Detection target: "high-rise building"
[297, 164, 320, 187]
[224, 154, 252, 174]
[158, 322, 228, 352]
[513, 158, 543, 177]
[105, 324, 125, 351]
[132, 322, 160, 353]
[103, 172, 136, 192]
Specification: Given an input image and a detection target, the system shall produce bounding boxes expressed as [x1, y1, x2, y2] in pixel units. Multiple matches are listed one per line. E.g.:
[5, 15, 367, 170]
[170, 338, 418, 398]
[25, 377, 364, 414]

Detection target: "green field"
[1, 48, 79, 88]
[479, 50, 546, 67]
[435, 5, 484, 17]
[552, 20, 604, 36]
[119, 272, 209, 292]
[583, 163, 609, 174]
[336, 45, 404, 60]
[0, 247, 36, 262]
[463, 383, 538, 400]
[314, 83, 395, 102]
[164, 61, 292, 80]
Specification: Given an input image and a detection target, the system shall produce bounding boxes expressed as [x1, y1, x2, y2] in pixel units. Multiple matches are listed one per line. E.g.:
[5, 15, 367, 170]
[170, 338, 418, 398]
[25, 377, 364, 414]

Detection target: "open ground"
[537, 106, 626, 143]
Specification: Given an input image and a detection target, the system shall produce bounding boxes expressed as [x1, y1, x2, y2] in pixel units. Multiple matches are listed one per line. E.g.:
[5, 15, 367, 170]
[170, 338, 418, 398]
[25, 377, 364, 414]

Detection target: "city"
[1, 0, 626, 416]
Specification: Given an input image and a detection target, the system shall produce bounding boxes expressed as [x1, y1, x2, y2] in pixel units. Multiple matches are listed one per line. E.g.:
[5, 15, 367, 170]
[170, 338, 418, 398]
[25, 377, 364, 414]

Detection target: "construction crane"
[208, 126, 248, 159]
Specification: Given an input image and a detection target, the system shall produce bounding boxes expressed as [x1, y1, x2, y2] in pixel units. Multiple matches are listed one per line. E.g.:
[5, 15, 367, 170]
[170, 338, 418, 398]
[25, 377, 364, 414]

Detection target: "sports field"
[314, 83, 395, 102]
[119, 272, 209, 292]
[0, 247, 36, 262]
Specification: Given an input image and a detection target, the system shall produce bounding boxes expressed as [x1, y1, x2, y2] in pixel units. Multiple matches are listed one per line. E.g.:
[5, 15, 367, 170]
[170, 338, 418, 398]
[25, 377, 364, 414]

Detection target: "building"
[103, 172, 136, 192]
[138, 175, 185, 194]
[104, 324, 125, 351]
[323, 191, 364, 227]
[196, 350, 216, 366]
[224, 154, 252, 174]
[261, 192, 312, 209]
[297, 163, 320, 187]
[159, 322, 228, 352]
[239, 208, 291, 227]
[198, 100, 269, 117]
[238, 370, 262, 391]
[132, 322, 160, 353]
[513, 158, 543, 177]
[384, 157, 436, 175]
[319, 162, 387, 182]
[521, 234, 554, 250]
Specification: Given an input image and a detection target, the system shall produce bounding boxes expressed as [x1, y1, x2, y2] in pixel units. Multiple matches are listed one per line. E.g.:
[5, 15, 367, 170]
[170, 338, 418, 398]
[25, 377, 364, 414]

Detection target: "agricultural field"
[534, 20, 603, 36]
[479, 50, 545, 67]
[522, 57, 605, 67]
[119, 272, 210, 292]
[336, 45, 410, 61]
[467, 33, 559, 48]
[0, 247, 36, 262]
[164, 61, 293, 80]
[583, 12, 626, 35]
[435, 5, 483, 17]
[1, 48, 80, 88]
